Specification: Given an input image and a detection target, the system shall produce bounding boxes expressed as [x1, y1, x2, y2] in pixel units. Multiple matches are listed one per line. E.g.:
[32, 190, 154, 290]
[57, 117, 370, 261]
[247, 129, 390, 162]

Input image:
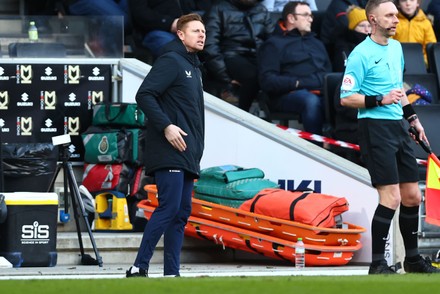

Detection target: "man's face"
[291, 4, 313, 34]
[371, 1, 399, 37]
[178, 20, 206, 53]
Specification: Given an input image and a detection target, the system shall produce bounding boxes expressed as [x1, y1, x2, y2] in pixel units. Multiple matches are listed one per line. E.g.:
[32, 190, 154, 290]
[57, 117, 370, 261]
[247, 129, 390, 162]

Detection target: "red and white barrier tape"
[277, 124, 428, 166]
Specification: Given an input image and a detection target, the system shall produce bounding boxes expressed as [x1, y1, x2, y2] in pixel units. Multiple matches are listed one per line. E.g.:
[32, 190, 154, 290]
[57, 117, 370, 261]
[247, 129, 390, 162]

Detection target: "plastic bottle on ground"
[295, 237, 305, 269]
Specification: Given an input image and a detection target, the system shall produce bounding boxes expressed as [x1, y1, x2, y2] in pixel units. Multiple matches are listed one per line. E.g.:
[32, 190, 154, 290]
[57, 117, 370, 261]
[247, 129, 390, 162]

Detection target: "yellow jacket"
[393, 9, 437, 64]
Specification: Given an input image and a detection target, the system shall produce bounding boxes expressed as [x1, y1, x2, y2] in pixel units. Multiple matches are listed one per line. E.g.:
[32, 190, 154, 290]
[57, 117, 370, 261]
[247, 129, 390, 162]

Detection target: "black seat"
[8, 42, 66, 58]
[403, 73, 439, 104]
[426, 42, 438, 74]
[409, 104, 440, 160]
[323, 72, 344, 130]
[401, 42, 427, 74]
[257, 91, 299, 127]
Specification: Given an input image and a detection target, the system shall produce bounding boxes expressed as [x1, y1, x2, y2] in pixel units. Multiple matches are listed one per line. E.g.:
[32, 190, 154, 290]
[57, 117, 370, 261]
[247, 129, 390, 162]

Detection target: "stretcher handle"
[409, 126, 432, 154]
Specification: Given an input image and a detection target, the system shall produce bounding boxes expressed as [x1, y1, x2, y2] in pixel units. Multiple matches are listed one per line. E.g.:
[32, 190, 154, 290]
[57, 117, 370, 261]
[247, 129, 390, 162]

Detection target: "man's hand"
[409, 119, 429, 146]
[383, 89, 404, 105]
[164, 124, 187, 152]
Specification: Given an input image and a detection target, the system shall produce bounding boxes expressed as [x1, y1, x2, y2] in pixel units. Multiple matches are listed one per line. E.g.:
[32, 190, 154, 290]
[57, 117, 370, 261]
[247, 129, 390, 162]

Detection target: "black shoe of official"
[126, 266, 148, 278]
[404, 256, 440, 273]
[368, 259, 397, 275]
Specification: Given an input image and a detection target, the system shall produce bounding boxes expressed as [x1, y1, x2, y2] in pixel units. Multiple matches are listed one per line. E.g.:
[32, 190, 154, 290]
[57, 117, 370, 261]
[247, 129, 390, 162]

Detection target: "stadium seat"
[409, 104, 440, 161]
[257, 91, 300, 127]
[426, 42, 440, 74]
[401, 42, 428, 74]
[323, 72, 344, 129]
[8, 42, 66, 58]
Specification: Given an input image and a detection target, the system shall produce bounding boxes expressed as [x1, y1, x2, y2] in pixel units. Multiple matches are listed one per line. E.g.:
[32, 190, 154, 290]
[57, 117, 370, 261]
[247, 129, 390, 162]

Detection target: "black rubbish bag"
[1, 143, 58, 192]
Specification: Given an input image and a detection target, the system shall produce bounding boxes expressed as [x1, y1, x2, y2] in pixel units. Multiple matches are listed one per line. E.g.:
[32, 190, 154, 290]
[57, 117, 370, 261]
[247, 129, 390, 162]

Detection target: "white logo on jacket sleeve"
[341, 74, 355, 91]
[185, 70, 192, 78]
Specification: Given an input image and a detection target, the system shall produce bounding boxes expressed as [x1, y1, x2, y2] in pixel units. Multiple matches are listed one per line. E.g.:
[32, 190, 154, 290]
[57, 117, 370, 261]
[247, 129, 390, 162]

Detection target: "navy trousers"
[134, 169, 193, 275]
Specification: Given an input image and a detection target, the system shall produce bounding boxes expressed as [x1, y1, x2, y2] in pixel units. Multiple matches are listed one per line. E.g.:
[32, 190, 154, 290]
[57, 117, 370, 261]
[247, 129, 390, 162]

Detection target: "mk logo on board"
[17, 65, 33, 84]
[0, 91, 9, 110]
[88, 91, 104, 110]
[17, 116, 33, 136]
[65, 65, 80, 84]
[40, 91, 56, 110]
[64, 117, 80, 136]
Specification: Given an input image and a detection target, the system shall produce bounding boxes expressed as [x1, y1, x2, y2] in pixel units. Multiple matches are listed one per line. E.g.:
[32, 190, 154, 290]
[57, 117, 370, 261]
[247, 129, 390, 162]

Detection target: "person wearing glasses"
[340, 0, 439, 274]
[257, 1, 331, 136]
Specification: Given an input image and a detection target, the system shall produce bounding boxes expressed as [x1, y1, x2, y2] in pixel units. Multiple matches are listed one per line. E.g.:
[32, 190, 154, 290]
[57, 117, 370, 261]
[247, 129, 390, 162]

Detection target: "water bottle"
[28, 21, 38, 42]
[295, 237, 305, 269]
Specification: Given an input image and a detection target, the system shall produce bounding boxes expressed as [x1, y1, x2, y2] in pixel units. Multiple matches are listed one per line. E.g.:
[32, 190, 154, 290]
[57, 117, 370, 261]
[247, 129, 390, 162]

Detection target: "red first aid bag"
[82, 163, 132, 194]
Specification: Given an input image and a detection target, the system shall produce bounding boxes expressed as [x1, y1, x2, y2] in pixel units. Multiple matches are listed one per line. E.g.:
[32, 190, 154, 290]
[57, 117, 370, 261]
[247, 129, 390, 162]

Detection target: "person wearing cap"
[333, 5, 371, 72]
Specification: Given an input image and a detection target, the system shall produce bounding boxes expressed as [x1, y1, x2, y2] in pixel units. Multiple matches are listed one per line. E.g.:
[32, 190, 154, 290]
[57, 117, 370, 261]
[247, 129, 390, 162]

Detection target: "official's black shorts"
[358, 118, 419, 186]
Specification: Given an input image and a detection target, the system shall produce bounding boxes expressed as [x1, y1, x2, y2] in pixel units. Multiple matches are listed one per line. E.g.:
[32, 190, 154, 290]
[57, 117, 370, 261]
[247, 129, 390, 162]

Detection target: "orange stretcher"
[142, 185, 366, 247]
[138, 202, 362, 266]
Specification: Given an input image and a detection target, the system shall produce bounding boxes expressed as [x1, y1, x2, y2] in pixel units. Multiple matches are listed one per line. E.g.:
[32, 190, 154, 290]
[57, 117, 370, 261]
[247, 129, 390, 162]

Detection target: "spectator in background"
[258, 1, 332, 135]
[333, 5, 371, 72]
[59, 0, 131, 34]
[129, 0, 182, 59]
[393, 0, 437, 65]
[262, 0, 318, 12]
[202, 0, 274, 111]
[180, 0, 213, 15]
[57, 0, 131, 57]
[427, 0, 440, 40]
[320, 0, 368, 57]
[331, 6, 370, 165]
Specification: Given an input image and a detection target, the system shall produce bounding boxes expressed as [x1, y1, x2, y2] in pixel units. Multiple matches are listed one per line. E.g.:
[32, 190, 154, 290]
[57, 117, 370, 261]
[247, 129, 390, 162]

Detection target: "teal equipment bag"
[92, 102, 146, 128]
[82, 127, 132, 164]
[193, 165, 279, 208]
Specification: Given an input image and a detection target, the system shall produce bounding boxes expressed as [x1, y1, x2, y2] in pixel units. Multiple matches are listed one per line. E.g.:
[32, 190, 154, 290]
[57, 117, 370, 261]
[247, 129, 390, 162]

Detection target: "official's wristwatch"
[376, 94, 383, 106]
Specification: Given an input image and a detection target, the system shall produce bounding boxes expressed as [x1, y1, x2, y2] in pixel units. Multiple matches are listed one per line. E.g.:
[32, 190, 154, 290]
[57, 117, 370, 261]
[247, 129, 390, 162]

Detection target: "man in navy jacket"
[126, 13, 206, 278]
[258, 1, 332, 135]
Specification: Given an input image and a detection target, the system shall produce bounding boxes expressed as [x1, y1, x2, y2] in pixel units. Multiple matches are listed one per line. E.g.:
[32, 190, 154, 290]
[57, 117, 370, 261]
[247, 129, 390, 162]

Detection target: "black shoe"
[368, 260, 397, 275]
[404, 256, 440, 273]
[126, 266, 148, 278]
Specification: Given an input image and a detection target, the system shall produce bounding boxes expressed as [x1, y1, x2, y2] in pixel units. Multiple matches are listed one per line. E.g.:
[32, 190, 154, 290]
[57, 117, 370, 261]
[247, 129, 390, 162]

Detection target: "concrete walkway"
[0, 261, 368, 280]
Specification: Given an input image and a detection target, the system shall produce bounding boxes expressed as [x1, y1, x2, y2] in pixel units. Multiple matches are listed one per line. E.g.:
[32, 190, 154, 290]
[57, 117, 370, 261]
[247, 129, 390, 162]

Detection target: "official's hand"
[384, 89, 404, 105]
[409, 120, 429, 146]
[164, 124, 187, 152]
